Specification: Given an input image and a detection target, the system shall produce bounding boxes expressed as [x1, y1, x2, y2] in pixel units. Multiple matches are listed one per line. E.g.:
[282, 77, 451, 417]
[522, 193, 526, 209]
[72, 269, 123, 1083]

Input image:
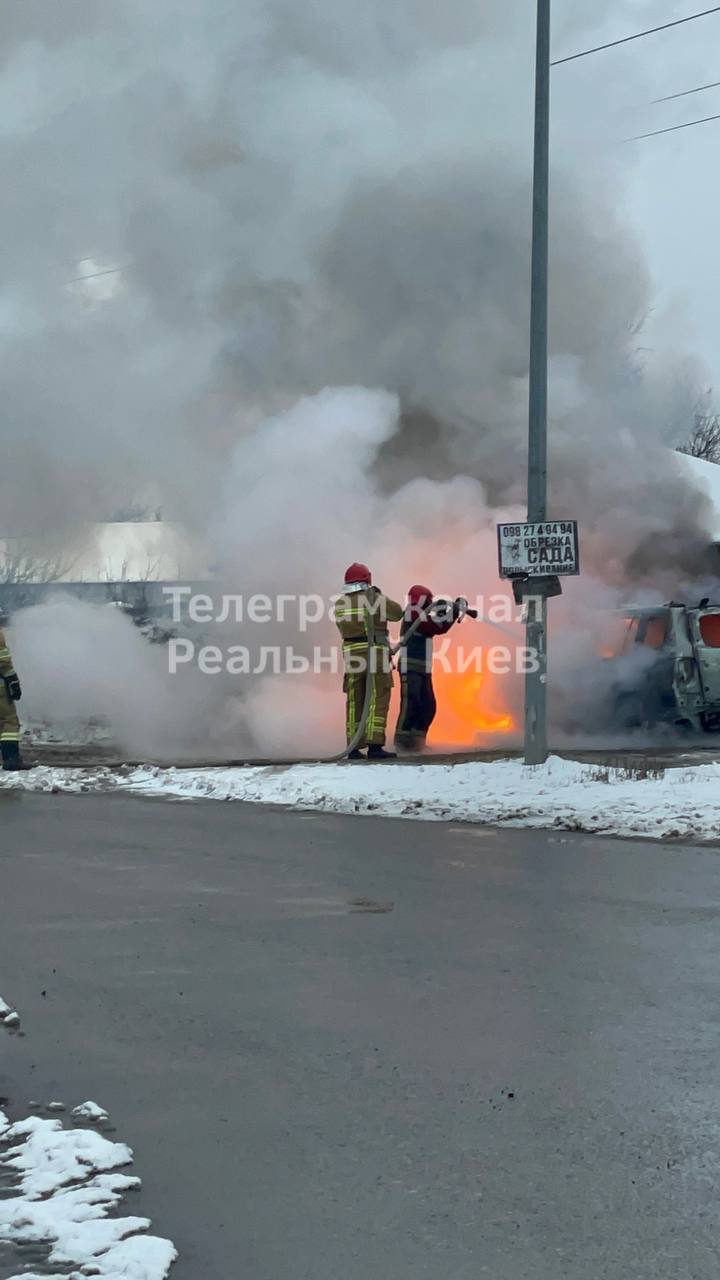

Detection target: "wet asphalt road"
[2, 792, 720, 1279]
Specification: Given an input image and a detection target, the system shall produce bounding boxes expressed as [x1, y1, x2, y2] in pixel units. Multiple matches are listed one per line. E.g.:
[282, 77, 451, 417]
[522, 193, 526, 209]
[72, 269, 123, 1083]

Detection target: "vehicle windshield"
[642, 615, 668, 650]
[604, 613, 669, 657]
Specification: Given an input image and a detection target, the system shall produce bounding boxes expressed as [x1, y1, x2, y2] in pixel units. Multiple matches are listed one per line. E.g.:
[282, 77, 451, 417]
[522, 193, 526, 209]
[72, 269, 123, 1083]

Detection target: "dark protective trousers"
[395, 671, 437, 750]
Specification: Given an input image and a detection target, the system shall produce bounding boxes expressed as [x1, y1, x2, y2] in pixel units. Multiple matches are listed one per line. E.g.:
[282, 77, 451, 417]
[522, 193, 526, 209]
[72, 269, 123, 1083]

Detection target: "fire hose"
[335, 597, 481, 761]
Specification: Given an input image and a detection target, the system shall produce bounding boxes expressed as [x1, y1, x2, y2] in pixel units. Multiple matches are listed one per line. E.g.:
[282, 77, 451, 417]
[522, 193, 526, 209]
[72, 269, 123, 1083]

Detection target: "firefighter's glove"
[4, 674, 21, 702]
[454, 598, 479, 622]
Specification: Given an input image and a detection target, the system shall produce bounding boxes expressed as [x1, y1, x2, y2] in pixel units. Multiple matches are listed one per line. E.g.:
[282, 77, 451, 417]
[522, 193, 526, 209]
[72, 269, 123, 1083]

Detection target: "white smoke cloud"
[10, 596, 247, 758]
[0, 0, 706, 533]
[1, 1, 717, 755]
[10, 388, 526, 756]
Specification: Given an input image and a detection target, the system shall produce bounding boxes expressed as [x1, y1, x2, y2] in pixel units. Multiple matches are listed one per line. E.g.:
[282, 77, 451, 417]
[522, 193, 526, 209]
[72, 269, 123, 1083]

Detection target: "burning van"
[598, 603, 720, 733]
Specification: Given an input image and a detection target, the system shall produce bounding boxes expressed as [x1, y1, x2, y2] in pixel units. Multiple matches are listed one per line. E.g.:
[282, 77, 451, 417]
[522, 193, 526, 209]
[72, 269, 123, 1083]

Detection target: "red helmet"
[408, 583, 433, 607]
[345, 562, 371, 585]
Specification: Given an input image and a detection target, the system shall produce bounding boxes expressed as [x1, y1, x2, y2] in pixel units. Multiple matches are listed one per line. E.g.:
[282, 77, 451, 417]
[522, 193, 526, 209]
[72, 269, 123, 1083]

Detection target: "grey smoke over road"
[0, 0, 716, 753]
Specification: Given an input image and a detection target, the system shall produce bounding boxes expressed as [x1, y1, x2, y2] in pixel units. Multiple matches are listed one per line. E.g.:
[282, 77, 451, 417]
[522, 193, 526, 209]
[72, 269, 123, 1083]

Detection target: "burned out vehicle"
[601, 603, 720, 733]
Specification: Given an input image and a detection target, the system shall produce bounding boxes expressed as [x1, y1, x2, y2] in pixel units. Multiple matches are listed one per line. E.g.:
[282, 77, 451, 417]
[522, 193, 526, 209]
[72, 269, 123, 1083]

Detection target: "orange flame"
[429, 666, 516, 747]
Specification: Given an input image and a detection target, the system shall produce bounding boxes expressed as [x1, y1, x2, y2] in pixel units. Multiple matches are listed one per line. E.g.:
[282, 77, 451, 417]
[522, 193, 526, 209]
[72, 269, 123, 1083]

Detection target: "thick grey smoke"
[0, 0, 708, 543]
[0, 0, 716, 754]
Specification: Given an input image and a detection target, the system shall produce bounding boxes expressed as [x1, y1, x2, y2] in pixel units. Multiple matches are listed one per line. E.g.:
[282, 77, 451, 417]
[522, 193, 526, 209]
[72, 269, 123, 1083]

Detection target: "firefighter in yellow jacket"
[334, 563, 403, 760]
[0, 620, 30, 771]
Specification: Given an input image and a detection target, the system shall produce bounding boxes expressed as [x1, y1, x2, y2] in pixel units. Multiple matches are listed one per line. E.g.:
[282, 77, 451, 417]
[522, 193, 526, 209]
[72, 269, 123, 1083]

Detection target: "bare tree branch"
[0, 541, 77, 585]
[677, 412, 720, 464]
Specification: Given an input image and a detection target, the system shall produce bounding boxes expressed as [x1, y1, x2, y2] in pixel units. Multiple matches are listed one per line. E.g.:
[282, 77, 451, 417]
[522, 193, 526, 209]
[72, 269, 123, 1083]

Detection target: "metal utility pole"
[525, 0, 551, 766]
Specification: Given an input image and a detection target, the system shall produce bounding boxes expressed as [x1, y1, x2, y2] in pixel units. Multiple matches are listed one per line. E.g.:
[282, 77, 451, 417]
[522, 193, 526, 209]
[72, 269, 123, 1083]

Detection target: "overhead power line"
[67, 266, 124, 284]
[628, 110, 720, 140]
[552, 5, 720, 66]
[652, 78, 720, 103]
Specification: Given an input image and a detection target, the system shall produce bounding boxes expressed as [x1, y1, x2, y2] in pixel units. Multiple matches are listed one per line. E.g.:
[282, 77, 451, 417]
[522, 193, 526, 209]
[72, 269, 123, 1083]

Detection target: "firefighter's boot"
[367, 745, 396, 760]
[1, 741, 32, 771]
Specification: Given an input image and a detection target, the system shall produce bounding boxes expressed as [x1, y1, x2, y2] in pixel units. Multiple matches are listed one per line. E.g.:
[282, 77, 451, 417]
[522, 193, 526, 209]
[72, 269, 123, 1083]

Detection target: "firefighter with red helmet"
[334, 563, 403, 760]
[395, 585, 466, 752]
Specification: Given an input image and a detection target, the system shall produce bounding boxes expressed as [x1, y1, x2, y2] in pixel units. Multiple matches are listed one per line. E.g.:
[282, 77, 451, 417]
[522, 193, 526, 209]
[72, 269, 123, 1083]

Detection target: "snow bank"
[3, 755, 720, 840]
[0, 1109, 177, 1279]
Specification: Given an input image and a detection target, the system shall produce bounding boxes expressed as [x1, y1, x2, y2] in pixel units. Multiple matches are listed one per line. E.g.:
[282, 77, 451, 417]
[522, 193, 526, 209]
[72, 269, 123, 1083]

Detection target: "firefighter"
[395, 585, 468, 752]
[0, 619, 30, 771]
[334, 563, 403, 760]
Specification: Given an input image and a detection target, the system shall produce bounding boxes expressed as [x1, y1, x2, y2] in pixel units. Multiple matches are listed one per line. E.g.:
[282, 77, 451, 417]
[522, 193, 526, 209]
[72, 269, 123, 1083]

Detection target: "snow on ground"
[3, 754, 720, 840]
[72, 1100, 110, 1123]
[0, 992, 20, 1031]
[0, 1107, 177, 1279]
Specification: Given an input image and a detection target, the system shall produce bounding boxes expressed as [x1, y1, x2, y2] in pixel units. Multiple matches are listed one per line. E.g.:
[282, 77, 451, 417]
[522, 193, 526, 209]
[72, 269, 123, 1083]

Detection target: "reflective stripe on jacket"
[334, 585, 403, 644]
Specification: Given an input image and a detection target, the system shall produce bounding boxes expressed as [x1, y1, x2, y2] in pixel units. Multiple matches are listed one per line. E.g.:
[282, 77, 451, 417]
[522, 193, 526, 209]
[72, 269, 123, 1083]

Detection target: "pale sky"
[553, 0, 720, 391]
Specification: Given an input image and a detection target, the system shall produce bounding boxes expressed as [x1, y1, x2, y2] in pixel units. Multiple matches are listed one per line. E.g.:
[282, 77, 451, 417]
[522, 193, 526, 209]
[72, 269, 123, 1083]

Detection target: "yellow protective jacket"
[0, 628, 16, 679]
[334, 584, 404, 649]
